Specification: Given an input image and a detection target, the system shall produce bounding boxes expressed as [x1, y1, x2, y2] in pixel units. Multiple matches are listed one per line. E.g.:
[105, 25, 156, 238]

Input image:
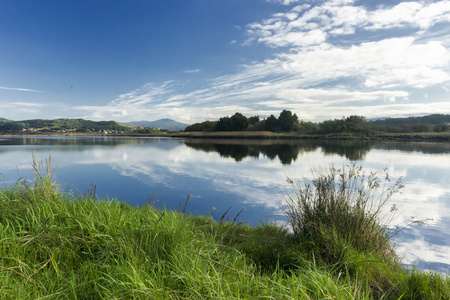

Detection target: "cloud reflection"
[0, 137, 449, 272]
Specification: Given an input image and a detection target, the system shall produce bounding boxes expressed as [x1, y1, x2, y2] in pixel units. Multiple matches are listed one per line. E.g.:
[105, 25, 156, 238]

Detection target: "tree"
[319, 116, 371, 134]
[319, 119, 346, 134]
[295, 121, 320, 134]
[215, 116, 232, 131]
[345, 115, 371, 133]
[433, 124, 448, 132]
[185, 121, 217, 132]
[278, 110, 298, 132]
[264, 115, 279, 131]
[214, 113, 249, 131]
[248, 116, 260, 125]
[230, 112, 249, 131]
[413, 123, 433, 133]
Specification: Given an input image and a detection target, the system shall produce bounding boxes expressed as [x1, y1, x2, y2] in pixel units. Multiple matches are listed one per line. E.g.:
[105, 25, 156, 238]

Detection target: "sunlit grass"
[0, 156, 449, 299]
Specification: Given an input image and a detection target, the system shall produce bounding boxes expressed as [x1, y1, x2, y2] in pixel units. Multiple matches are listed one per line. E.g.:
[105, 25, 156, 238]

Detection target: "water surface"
[0, 136, 449, 273]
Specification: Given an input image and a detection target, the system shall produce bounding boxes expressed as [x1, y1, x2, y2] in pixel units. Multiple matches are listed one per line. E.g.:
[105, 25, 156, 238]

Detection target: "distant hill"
[124, 119, 190, 131]
[0, 117, 186, 134]
[0, 118, 136, 134]
[369, 114, 450, 133]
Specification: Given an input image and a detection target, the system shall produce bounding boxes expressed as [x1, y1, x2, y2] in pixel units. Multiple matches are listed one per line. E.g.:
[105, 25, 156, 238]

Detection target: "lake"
[0, 136, 449, 273]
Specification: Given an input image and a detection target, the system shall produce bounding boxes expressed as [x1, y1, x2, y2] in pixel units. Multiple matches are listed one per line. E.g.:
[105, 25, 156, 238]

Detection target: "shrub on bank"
[282, 165, 401, 263]
[281, 165, 450, 298]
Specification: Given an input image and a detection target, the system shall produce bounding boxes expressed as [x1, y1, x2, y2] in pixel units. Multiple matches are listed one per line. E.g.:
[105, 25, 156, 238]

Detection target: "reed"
[280, 165, 450, 298]
[282, 165, 402, 262]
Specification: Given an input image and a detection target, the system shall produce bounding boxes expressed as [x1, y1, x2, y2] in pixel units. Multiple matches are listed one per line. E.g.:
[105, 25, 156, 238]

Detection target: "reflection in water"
[0, 136, 449, 273]
[184, 139, 318, 164]
[0, 136, 171, 147]
[373, 141, 450, 154]
[319, 140, 373, 161]
[184, 139, 375, 163]
[184, 139, 449, 164]
[0, 136, 179, 155]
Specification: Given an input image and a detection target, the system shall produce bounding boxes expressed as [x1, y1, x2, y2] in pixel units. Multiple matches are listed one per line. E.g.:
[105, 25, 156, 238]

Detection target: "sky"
[1, 0, 450, 124]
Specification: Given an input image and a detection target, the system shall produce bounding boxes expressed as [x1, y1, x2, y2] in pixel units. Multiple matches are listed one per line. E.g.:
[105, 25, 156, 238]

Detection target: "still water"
[0, 136, 449, 273]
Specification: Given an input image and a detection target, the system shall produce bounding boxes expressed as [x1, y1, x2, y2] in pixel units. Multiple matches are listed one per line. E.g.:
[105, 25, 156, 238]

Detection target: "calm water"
[0, 136, 449, 273]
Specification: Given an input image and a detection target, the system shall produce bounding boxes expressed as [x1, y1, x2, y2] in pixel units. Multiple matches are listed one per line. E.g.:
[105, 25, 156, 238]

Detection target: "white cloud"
[0, 86, 42, 92]
[266, 0, 303, 5]
[277, 88, 409, 104]
[249, 0, 450, 48]
[238, 36, 450, 91]
[367, 1, 450, 30]
[183, 69, 201, 73]
[0, 101, 44, 110]
[256, 28, 328, 47]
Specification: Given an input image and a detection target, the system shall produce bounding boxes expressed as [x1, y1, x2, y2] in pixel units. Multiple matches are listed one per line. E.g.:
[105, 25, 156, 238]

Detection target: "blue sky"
[1, 0, 450, 123]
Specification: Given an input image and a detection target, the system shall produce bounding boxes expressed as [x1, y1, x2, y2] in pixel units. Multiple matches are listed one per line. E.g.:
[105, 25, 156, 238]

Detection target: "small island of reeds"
[0, 157, 449, 299]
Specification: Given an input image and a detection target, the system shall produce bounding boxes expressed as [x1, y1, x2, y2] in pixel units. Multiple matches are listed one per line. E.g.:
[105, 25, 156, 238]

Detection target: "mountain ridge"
[124, 118, 190, 131]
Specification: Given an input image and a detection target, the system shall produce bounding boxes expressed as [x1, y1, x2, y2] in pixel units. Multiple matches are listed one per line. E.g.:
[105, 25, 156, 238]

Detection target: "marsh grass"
[282, 165, 402, 263]
[281, 164, 450, 298]
[0, 157, 449, 299]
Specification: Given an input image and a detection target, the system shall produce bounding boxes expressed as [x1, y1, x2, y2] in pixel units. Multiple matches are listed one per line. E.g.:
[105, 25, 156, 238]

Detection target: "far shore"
[170, 131, 450, 142]
[1, 131, 450, 142]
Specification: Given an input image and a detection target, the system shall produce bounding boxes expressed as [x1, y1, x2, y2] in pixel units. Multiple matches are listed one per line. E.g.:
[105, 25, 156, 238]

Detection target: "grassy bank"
[1, 159, 449, 299]
[171, 131, 450, 142]
[3, 131, 449, 142]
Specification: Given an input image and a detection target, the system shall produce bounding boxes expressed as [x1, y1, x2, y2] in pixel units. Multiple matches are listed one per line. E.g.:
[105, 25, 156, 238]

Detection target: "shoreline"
[172, 131, 450, 142]
[1, 131, 449, 142]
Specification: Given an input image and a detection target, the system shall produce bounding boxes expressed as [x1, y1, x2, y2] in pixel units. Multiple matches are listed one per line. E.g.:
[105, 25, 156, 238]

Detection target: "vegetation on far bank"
[173, 130, 450, 142]
[1, 157, 449, 299]
[2, 113, 449, 140]
[185, 111, 450, 137]
[0, 118, 170, 135]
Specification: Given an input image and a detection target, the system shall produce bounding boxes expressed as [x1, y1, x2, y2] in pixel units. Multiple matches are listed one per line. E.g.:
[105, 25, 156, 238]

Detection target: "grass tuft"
[282, 165, 401, 263]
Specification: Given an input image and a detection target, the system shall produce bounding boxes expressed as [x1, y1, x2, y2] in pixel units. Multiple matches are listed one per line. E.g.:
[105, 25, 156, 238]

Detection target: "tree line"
[185, 110, 372, 134]
[369, 114, 450, 133]
[185, 111, 450, 134]
[185, 110, 302, 133]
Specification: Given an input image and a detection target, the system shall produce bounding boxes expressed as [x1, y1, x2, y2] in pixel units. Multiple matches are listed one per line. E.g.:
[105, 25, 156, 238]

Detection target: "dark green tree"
[319, 119, 346, 134]
[278, 110, 298, 132]
[185, 121, 217, 132]
[215, 116, 232, 131]
[413, 123, 433, 133]
[433, 124, 448, 132]
[230, 112, 249, 131]
[294, 121, 320, 134]
[248, 116, 260, 125]
[345, 115, 371, 133]
[264, 115, 279, 131]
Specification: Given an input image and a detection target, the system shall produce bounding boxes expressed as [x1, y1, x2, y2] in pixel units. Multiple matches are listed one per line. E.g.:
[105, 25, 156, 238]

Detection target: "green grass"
[0, 157, 449, 299]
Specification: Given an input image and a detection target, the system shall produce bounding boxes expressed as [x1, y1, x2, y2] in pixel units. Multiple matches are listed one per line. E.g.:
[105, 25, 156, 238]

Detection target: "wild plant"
[281, 164, 403, 264]
[178, 193, 192, 214]
[19, 152, 60, 203]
